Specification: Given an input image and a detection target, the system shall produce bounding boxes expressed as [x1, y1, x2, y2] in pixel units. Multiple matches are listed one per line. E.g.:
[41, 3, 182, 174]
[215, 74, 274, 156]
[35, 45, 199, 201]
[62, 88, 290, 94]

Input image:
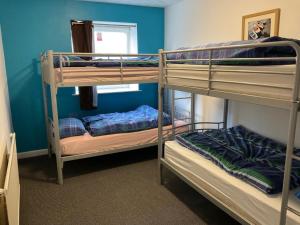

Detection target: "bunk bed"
[41, 51, 186, 185]
[157, 37, 300, 225]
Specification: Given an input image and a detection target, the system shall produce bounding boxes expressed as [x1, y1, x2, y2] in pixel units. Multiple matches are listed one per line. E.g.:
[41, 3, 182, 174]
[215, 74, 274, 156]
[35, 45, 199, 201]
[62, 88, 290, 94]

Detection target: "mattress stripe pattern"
[175, 125, 300, 194]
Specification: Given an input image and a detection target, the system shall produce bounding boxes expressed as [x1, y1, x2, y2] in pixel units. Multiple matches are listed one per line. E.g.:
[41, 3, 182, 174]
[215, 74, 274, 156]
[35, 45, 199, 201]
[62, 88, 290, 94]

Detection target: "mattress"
[60, 121, 186, 156]
[164, 140, 300, 225]
[166, 64, 297, 100]
[55, 67, 158, 85]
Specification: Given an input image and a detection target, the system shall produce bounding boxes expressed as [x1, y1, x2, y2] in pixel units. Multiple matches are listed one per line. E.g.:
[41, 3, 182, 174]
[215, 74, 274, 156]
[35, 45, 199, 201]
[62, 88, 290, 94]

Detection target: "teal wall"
[0, 0, 164, 152]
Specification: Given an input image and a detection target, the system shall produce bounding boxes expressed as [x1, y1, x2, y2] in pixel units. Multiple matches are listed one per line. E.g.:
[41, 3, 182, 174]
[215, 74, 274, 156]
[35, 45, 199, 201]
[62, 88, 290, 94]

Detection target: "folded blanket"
[82, 105, 171, 136]
[167, 36, 300, 66]
[176, 125, 300, 194]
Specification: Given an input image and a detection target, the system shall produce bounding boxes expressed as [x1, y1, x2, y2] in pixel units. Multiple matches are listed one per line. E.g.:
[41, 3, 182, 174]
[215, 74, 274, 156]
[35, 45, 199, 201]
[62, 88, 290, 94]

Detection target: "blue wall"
[0, 0, 164, 152]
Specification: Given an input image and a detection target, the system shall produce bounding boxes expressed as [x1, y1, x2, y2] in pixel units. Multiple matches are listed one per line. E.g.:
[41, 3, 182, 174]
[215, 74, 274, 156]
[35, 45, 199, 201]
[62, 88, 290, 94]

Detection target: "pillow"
[59, 118, 86, 139]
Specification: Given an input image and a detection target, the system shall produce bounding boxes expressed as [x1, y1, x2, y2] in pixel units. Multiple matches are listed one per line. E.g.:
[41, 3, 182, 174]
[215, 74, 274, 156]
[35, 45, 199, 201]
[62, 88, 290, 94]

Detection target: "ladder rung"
[174, 97, 192, 100]
[174, 96, 192, 100]
[174, 118, 191, 121]
[292, 154, 300, 161]
[287, 206, 300, 216]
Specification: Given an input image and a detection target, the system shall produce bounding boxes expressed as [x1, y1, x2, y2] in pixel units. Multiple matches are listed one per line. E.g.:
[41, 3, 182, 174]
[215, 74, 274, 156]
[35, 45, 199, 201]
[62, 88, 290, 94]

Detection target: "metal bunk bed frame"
[157, 41, 300, 225]
[41, 51, 159, 185]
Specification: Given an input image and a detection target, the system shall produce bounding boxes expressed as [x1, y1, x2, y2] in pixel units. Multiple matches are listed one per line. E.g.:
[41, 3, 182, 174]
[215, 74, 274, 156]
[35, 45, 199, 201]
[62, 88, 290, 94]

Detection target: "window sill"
[73, 89, 142, 96]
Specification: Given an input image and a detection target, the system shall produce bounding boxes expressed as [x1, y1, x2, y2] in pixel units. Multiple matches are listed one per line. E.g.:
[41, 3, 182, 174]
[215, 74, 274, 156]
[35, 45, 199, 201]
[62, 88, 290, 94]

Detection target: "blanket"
[176, 125, 300, 194]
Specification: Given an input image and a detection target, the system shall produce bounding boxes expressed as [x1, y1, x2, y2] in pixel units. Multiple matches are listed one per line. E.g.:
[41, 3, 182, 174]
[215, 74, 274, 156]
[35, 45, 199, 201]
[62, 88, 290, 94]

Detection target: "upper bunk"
[41, 51, 159, 87]
[160, 37, 300, 110]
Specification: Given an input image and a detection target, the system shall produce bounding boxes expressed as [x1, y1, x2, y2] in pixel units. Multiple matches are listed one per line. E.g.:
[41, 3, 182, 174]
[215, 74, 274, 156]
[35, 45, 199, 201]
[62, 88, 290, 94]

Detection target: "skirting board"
[17, 149, 48, 159]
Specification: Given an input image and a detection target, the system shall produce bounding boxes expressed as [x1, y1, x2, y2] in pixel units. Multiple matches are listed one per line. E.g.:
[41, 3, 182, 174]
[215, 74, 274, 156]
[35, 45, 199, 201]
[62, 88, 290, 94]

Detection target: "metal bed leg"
[56, 156, 63, 185]
[48, 50, 64, 185]
[159, 162, 164, 185]
[223, 99, 229, 129]
[191, 93, 195, 131]
[279, 102, 299, 225]
[158, 49, 164, 185]
[171, 90, 175, 137]
[158, 84, 164, 185]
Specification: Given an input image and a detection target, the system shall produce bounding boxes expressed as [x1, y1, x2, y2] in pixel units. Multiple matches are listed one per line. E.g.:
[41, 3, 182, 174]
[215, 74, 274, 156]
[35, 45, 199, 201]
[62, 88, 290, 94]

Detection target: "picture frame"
[242, 8, 280, 40]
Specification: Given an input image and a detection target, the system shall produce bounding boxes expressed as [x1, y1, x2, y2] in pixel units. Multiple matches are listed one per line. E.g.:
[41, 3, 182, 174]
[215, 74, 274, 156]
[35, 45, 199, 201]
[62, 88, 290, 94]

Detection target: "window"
[93, 22, 137, 55]
[75, 21, 139, 95]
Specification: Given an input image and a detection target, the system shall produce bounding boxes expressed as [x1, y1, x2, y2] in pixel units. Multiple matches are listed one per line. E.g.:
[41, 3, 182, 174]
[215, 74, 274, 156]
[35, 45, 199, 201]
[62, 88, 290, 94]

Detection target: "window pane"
[98, 85, 130, 90]
[94, 31, 128, 54]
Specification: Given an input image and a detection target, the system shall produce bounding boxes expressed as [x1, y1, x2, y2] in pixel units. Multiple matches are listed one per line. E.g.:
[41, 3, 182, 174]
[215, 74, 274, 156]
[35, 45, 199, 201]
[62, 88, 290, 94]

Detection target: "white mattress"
[164, 140, 300, 225]
[60, 121, 187, 156]
[166, 64, 297, 100]
[55, 67, 158, 85]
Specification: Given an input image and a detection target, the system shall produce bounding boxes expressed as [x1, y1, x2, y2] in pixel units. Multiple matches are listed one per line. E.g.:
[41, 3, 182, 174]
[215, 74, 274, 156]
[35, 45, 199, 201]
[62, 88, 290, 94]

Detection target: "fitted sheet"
[164, 140, 300, 225]
[60, 121, 187, 156]
[55, 67, 158, 85]
[166, 64, 297, 100]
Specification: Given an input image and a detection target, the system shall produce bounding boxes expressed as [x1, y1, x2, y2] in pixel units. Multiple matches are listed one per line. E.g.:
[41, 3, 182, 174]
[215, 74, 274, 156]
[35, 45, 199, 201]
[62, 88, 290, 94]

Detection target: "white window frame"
[75, 21, 139, 95]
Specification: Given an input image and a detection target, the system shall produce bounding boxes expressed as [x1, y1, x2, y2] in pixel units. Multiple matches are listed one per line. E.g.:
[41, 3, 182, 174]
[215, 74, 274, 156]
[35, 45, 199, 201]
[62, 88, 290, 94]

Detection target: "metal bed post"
[279, 43, 300, 225]
[41, 54, 51, 158]
[191, 93, 196, 131]
[223, 99, 229, 129]
[48, 50, 64, 185]
[158, 49, 164, 185]
[171, 89, 175, 137]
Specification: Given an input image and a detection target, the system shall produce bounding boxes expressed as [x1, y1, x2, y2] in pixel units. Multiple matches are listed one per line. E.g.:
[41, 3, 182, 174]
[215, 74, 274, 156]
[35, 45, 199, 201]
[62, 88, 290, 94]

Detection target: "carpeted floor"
[19, 147, 240, 225]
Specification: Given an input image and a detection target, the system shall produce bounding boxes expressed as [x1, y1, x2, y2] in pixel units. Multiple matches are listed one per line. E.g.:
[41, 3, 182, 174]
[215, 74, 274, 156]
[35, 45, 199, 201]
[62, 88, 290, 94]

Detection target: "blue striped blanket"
[167, 36, 300, 65]
[53, 56, 158, 68]
[176, 125, 300, 194]
[82, 105, 171, 137]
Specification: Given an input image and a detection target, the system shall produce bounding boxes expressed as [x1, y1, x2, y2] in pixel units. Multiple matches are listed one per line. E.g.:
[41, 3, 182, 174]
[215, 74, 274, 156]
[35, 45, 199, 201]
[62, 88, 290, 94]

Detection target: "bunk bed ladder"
[279, 42, 300, 225]
[171, 91, 195, 132]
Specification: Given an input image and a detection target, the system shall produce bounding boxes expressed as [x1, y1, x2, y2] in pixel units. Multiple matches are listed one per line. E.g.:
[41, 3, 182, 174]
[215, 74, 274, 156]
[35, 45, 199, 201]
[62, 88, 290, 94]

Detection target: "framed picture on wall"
[242, 8, 280, 40]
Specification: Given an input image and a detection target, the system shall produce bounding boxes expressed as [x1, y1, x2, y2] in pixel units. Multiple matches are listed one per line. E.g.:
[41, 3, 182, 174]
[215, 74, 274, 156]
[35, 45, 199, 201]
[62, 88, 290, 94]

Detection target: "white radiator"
[0, 133, 20, 225]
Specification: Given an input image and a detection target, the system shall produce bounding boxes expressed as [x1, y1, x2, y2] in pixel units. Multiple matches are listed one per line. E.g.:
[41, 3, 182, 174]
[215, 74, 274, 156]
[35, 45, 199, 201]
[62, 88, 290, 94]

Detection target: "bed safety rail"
[161, 121, 224, 143]
[160, 41, 300, 110]
[41, 51, 159, 87]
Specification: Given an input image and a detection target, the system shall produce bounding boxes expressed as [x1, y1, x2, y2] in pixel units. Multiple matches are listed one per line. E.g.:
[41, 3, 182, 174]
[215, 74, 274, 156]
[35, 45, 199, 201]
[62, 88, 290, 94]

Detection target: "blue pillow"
[59, 118, 86, 139]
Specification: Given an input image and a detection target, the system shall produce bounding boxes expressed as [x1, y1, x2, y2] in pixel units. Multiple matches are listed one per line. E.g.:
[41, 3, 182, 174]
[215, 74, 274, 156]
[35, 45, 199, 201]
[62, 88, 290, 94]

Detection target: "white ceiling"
[82, 0, 181, 7]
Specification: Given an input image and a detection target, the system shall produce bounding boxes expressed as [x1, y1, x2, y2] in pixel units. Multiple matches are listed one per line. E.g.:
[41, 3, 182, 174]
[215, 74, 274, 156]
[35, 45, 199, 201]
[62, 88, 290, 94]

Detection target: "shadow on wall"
[8, 59, 46, 151]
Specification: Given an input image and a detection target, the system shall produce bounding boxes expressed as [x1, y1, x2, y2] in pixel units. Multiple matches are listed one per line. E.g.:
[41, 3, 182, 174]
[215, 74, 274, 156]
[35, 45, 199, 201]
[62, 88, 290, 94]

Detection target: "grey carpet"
[19, 147, 240, 225]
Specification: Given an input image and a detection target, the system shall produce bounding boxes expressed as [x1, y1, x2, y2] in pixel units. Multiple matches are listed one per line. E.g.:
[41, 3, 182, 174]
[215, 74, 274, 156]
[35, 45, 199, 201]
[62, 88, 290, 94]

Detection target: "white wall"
[0, 26, 12, 152]
[165, 0, 300, 146]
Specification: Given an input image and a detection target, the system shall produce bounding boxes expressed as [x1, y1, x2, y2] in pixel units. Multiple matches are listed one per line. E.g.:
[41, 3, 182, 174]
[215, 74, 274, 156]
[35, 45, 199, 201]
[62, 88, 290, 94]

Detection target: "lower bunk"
[60, 120, 187, 157]
[160, 126, 300, 225]
[51, 104, 188, 183]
